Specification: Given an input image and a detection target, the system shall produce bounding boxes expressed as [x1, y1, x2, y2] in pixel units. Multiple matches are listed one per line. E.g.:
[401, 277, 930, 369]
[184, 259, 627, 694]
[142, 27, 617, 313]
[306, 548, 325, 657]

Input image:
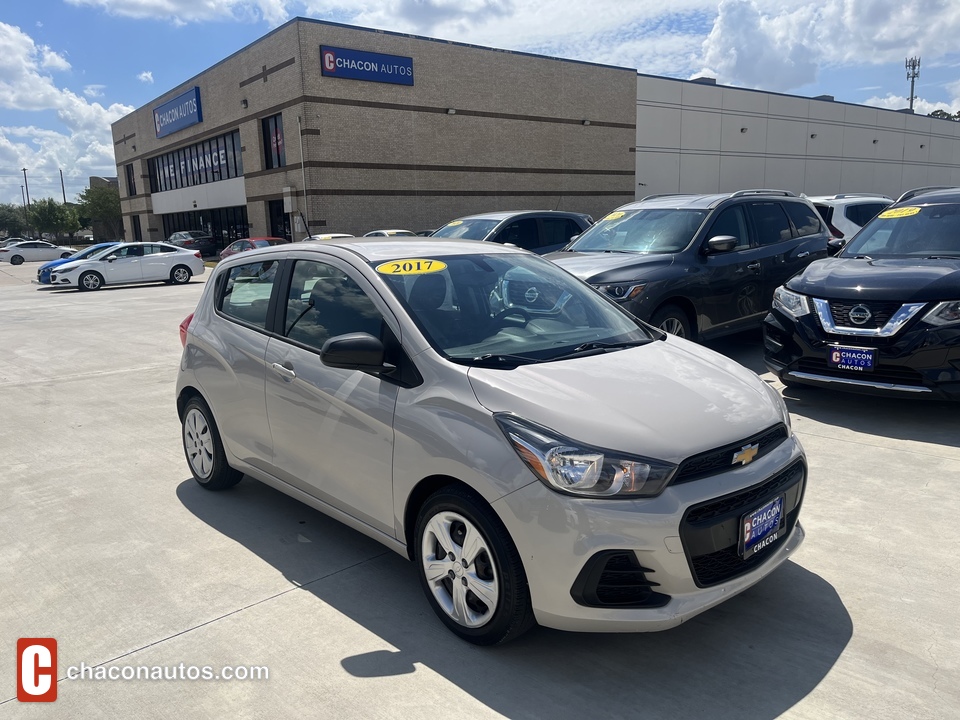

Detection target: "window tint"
[218, 261, 278, 329]
[284, 261, 383, 351]
[262, 114, 285, 170]
[495, 219, 540, 250]
[783, 202, 822, 237]
[814, 204, 834, 224]
[541, 218, 583, 247]
[706, 206, 750, 250]
[748, 203, 794, 246]
[144, 244, 176, 254]
[845, 203, 887, 227]
[114, 245, 144, 258]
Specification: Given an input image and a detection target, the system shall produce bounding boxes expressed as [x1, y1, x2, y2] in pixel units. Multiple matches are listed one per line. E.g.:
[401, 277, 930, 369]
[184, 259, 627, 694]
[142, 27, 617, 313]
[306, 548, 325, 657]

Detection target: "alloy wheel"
[184, 408, 214, 479]
[659, 317, 686, 337]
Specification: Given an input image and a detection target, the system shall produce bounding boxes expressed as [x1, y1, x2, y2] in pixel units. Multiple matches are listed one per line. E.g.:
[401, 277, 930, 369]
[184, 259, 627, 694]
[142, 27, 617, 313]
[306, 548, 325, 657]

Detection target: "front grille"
[681, 461, 805, 587]
[827, 300, 903, 330]
[796, 358, 925, 386]
[674, 424, 788, 484]
[570, 550, 670, 608]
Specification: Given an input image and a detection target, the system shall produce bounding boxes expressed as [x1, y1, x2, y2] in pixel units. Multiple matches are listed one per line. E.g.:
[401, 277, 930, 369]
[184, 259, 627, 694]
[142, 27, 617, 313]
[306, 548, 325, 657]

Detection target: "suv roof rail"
[640, 193, 686, 202]
[729, 189, 797, 198]
[896, 185, 959, 202]
[833, 193, 893, 200]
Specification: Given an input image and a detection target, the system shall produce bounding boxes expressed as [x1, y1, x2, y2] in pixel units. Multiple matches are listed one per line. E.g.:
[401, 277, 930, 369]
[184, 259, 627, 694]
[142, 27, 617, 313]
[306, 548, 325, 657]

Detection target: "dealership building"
[113, 18, 960, 247]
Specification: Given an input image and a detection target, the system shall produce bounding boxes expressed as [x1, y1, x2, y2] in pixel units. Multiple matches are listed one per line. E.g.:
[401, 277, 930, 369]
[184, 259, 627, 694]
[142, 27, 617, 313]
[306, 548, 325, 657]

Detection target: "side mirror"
[568, 234, 580, 243]
[705, 235, 738, 254]
[320, 333, 395, 374]
[104, 254, 118, 262]
[827, 238, 847, 256]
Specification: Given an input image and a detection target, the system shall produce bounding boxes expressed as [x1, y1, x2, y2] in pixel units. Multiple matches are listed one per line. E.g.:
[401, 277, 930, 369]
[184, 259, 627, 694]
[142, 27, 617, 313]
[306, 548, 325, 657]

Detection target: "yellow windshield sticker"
[878, 206, 921, 218]
[446, 220, 463, 226]
[376, 259, 447, 275]
[603, 211, 626, 221]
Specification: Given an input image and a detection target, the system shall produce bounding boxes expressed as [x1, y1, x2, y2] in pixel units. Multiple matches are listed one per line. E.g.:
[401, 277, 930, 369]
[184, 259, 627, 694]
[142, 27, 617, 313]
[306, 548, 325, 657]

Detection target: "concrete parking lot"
[1, 259, 957, 719]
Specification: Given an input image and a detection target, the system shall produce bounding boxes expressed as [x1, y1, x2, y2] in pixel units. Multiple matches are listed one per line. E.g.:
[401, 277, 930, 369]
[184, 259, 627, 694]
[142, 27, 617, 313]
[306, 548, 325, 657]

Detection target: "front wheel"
[10, 255, 24, 266]
[170, 266, 192, 285]
[60, 252, 72, 259]
[415, 486, 534, 645]
[181, 396, 242, 490]
[651, 304, 692, 339]
[79, 271, 103, 291]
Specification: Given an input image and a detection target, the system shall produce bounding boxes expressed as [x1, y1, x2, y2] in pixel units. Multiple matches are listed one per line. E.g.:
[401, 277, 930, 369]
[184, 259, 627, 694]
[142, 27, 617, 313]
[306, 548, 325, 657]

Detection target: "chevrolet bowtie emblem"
[732, 443, 760, 466]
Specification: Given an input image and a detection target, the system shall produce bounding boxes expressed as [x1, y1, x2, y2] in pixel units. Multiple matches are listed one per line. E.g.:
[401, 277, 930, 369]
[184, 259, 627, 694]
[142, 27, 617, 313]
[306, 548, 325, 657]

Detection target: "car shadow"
[702, 329, 768, 375]
[177, 477, 851, 719]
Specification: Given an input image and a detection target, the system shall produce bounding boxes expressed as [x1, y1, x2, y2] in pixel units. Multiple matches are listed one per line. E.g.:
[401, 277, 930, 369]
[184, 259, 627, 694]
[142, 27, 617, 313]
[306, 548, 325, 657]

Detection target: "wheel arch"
[177, 385, 205, 421]
[402, 475, 488, 561]
[651, 296, 698, 340]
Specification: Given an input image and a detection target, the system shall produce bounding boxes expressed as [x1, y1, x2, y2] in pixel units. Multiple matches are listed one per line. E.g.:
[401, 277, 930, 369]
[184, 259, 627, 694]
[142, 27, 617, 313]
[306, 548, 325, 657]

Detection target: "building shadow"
[177, 477, 852, 720]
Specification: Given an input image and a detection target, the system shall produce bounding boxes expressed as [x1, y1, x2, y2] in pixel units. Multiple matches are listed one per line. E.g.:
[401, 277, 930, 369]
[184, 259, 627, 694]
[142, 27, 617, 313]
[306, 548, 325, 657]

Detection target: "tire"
[79, 271, 103, 291]
[415, 485, 535, 645]
[60, 252, 72, 259]
[10, 255, 24, 266]
[181, 396, 242, 491]
[651, 304, 692, 339]
[170, 266, 192, 285]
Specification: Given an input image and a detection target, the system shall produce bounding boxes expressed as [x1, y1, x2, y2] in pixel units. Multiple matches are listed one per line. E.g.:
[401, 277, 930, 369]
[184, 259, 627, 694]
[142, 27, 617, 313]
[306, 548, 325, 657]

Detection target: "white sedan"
[0, 241, 74, 265]
[49, 242, 206, 291]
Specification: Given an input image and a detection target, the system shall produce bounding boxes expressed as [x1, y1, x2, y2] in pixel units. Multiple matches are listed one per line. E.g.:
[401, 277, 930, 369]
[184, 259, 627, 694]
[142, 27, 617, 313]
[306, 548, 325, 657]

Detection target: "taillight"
[194, 251, 202, 258]
[179, 312, 194, 347]
[827, 223, 844, 239]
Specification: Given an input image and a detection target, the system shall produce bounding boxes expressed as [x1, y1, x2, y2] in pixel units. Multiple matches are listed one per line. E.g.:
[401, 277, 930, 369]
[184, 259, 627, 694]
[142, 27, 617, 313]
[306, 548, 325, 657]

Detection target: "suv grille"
[681, 461, 805, 587]
[570, 551, 670, 608]
[674, 424, 788, 484]
[826, 301, 903, 330]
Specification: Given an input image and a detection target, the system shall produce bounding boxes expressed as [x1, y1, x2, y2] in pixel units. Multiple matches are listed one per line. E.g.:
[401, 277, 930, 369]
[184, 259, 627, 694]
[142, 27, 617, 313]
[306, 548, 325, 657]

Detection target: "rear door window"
[218, 261, 279, 329]
[541, 217, 584, 247]
[782, 202, 822, 237]
[747, 203, 794, 246]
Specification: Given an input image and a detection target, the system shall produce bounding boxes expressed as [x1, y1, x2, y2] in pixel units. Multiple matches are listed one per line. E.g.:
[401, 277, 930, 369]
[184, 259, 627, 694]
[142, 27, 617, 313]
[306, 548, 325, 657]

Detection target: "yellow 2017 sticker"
[603, 211, 626, 221]
[878, 206, 921, 219]
[376, 259, 448, 275]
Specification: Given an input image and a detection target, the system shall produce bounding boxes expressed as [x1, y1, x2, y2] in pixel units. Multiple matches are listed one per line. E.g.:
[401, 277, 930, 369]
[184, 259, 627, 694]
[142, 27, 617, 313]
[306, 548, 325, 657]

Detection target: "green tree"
[28, 198, 80, 239]
[0, 203, 27, 237]
[76, 185, 123, 239]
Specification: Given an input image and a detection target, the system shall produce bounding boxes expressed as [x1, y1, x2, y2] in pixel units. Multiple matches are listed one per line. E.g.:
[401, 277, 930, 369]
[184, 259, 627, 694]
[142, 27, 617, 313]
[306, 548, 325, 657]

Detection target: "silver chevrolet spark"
[177, 239, 806, 644]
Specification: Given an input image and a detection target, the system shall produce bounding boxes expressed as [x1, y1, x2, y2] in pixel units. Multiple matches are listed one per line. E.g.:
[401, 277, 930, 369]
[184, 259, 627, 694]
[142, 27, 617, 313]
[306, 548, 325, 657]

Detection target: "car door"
[34, 242, 61, 261]
[102, 244, 144, 283]
[539, 217, 585, 254]
[263, 256, 399, 534]
[141, 244, 177, 280]
[698, 205, 767, 334]
[490, 218, 540, 252]
[754, 201, 828, 307]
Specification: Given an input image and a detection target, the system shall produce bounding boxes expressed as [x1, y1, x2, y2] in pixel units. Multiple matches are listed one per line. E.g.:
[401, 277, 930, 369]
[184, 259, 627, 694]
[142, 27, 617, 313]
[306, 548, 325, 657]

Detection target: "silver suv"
[177, 239, 806, 644]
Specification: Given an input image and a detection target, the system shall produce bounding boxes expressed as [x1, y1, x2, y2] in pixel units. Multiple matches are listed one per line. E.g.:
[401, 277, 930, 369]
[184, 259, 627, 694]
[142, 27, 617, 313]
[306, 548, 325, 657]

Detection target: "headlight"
[495, 414, 676, 498]
[763, 381, 791, 432]
[772, 286, 810, 318]
[592, 282, 646, 301]
[923, 301, 960, 327]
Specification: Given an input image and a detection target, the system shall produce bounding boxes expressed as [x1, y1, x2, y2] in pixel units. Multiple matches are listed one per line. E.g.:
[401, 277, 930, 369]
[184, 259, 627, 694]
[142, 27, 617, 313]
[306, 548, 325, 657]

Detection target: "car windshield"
[567, 208, 708, 254]
[73, 245, 114, 260]
[842, 203, 960, 258]
[430, 219, 500, 240]
[375, 253, 652, 365]
[85, 245, 126, 260]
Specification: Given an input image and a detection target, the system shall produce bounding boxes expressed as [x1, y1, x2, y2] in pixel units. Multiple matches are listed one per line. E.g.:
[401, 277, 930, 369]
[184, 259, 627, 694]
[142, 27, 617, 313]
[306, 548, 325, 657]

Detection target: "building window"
[125, 164, 136, 197]
[132, 215, 143, 242]
[147, 129, 242, 194]
[262, 114, 285, 169]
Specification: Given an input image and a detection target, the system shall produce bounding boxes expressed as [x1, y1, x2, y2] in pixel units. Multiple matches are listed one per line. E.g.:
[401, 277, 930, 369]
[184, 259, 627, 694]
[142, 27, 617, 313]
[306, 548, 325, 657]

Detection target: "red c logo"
[17, 639, 57, 702]
[323, 51, 336, 72]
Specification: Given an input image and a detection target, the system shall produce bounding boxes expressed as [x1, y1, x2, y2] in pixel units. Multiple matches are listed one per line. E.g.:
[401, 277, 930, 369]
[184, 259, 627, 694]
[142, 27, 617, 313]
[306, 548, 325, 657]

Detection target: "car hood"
[546, 251, 674, 282]
[786, 257, 960, 302]
[40, 257, 73, 271]
[53, 258, 99, 273]
[467, 338, 781, 465]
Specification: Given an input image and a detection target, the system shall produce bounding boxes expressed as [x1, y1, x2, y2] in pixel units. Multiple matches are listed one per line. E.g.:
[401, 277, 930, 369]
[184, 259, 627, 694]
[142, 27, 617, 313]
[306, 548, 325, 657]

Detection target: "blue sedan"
[37, 242, 120, 284]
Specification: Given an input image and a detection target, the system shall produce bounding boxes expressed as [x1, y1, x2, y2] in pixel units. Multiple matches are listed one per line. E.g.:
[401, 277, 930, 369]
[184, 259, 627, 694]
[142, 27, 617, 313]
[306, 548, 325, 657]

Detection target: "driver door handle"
[271, 362, 297, 381]
[797, 251, 810, 258]
[746, 262, 761, 271]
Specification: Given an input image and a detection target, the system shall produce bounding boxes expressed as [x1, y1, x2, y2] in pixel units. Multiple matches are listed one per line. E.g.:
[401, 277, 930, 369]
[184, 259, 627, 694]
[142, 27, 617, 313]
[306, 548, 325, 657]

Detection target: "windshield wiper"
[848, 255, 872, 260]
[451, 353, 541, 368]
[923, 255, 960, 259]
[547, 339, 651, 362]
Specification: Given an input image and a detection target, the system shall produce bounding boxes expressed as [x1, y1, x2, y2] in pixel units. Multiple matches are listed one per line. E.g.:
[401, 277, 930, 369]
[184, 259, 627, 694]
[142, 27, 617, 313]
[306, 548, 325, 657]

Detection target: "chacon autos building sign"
[153, 87, 203, 138]
[320, 46, 414, 86]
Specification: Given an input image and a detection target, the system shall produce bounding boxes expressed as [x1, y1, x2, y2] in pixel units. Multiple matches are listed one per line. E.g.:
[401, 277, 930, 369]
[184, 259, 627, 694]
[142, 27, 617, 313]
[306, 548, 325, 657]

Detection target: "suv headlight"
[592, 282, 646, 301]
[923, 301, 960, 327]
[495, 414, 676, 498]
[772, 286, 810, 319]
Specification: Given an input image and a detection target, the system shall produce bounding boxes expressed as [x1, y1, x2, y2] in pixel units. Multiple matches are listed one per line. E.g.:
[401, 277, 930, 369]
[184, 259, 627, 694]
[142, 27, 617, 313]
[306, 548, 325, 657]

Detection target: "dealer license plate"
[740, 496, 784, 559]
[827, 345, 875, 372]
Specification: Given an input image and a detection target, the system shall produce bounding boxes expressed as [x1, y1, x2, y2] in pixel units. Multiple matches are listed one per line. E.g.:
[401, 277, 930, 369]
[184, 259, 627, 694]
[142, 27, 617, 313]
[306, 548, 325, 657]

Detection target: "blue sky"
[2, 0, 960, 206]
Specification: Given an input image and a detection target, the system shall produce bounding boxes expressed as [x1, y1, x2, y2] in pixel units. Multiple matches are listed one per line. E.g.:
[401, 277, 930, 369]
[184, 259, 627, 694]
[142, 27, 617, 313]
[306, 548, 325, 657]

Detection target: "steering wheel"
[492, 307, 532, 327]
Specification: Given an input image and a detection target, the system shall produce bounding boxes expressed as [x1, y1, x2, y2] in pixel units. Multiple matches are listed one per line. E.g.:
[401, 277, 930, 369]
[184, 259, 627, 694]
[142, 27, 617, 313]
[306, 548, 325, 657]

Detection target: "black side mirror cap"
[705, 236, 738, 254]
[827, 238, 847, 255]
[320, 332, 395, 374]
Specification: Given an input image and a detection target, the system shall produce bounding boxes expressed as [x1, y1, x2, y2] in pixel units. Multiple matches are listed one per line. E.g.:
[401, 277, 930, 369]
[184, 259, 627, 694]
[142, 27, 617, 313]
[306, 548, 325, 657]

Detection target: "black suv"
[547, 190, 829, 340]
[430, 210, 593, 255]
[764, 188, 960, 400]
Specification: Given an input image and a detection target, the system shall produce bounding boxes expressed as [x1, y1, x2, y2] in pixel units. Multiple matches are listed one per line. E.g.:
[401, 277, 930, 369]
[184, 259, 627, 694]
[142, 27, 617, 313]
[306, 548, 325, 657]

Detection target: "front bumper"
[491, 434, 806, 632]
[763, 309, 960, 400]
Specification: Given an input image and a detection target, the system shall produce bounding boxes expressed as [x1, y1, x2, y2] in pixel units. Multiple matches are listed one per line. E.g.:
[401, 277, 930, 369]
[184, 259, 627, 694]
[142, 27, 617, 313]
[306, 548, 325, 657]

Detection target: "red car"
[219, 237, 287, 260]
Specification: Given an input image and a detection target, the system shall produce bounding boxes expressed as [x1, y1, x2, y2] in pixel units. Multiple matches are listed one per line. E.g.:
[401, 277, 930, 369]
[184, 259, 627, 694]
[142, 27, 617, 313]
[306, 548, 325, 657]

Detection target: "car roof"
[617, 189, 806, 212]
[233, 237, 526, 264]
[447, 210, 587, 222]
[894, 187, 960, 204]
[805, 194, 893, 203]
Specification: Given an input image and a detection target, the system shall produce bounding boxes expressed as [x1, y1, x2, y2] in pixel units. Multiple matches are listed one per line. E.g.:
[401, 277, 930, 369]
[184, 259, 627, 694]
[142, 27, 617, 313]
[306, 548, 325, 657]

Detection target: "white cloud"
[0, 23, 133, 204]
[40, 46, 71, 71]
[137, 70, 154, 84]
[84, 84, 105, 98]
[66, 0, 291, 26]
[863, 93, 959, 116]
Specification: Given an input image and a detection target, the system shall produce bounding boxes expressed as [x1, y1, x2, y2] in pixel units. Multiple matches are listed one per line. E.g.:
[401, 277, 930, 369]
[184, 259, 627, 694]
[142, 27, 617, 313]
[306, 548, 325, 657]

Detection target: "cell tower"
[905, 57, 921, 111]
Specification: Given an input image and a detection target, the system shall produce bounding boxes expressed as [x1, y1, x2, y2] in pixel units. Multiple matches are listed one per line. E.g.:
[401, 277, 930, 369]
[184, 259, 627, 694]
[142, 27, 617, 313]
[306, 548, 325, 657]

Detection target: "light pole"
[21, 168, 31, 210]
[20, 185, 27, 223]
